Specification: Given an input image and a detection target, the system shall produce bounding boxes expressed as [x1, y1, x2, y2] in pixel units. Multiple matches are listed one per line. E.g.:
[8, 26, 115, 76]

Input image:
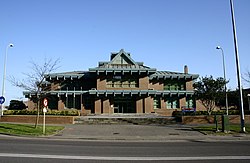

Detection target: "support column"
[81, 96, 88, 115]
[145, 96, 153, 113]
[95, 98, 102, 114]
[103, 98, 110, 114]
[180, 97, 186, 109]
[161, 98, 165, 109]
[58, 99, 65, 111]
[136, 97, 143, 113]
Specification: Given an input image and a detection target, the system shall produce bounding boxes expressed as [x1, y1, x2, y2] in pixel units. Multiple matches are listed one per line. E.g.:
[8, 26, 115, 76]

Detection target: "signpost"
[43, 98, 48, 134]
[0, 96, 5, 104]
[0, 96, 5, 116]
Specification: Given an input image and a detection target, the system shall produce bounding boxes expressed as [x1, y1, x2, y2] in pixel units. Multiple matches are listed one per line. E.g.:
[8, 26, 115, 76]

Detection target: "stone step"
[74, 116, 178, 125]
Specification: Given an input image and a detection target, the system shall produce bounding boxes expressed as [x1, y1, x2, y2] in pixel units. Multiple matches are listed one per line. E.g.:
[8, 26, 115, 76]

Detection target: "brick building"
[24, 49, 199, 116]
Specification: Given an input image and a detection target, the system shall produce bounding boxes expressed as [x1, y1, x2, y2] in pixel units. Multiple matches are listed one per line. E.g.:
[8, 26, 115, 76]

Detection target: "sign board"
[43, 98, 48, 107]
[0, 96, 5, 104]
[43, 107, 47, 113]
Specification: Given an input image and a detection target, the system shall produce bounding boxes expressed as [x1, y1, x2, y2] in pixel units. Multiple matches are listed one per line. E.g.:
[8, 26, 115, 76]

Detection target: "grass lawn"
[0, 123, 64, 136]
[193, 124, 250, 135]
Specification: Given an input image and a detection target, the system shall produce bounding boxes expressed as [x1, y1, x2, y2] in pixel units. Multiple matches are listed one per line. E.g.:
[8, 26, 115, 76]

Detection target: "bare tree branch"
[8, 57, 60, 128]
[242, 69, 250, 85]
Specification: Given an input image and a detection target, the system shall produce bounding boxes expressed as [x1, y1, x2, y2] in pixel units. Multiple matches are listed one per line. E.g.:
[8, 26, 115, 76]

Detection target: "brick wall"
[0, 115, 75, 124]
[149, 80, 163, 90]
[186, 81, 193, 91]
[139, 76, 149, 89]
[97, 76, 106, 90]
[136, 97, 143, 113]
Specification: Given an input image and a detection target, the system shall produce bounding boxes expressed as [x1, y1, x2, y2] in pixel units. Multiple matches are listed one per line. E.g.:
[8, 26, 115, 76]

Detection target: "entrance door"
[113, 99, 135, 113]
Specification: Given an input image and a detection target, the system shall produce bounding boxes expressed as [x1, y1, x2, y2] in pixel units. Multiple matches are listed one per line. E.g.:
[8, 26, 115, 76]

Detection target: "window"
[153, 97, 161, 109]
[164, 80, 185, 91]
[166, 98, 180, 109]
[186, 97, 194, 108]
[106, 76, 138, 88]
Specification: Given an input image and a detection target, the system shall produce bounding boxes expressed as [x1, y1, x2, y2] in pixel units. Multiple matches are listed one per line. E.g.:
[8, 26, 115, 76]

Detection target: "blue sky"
[0, 0, 250, 104]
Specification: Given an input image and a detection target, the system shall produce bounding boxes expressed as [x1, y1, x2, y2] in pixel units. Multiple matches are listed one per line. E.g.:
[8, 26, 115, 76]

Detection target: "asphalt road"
[0, 137, 250, 162]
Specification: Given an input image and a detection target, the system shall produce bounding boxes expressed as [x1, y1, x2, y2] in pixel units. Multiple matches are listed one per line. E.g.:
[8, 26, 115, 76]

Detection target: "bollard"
[214, 114, 219, 132]
[222, 114, 229, 133]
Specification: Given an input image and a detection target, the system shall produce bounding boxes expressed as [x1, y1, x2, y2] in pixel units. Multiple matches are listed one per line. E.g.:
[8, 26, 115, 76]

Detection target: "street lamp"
[230, 0, 245, 133]
[0, 43, 14, 116]
[216, 46, 229, 115]
[248, 94, 250, 112]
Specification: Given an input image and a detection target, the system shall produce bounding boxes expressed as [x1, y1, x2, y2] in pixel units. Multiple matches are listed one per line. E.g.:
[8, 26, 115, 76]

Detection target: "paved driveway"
[52, 124, 205, 141]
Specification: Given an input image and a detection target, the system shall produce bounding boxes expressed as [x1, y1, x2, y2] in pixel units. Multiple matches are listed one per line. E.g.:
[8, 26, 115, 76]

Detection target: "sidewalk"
[50, 124, 250, 142]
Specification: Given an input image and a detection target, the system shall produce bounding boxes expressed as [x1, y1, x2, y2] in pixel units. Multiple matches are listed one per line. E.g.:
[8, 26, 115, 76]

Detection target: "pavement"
[49, 123, 250, 142]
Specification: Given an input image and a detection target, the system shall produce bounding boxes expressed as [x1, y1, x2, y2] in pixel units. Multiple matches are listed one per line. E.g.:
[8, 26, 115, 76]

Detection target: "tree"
[193, 76, 227, 115]
[243, 69, 250, 86]
[10, 58, 60, 128]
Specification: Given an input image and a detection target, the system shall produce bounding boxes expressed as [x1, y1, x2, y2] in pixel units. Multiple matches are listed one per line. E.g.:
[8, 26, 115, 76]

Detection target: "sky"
[0, 0, 250, 105]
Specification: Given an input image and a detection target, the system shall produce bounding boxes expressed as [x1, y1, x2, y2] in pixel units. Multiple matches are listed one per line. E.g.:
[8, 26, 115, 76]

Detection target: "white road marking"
[0, 153, 249, 161]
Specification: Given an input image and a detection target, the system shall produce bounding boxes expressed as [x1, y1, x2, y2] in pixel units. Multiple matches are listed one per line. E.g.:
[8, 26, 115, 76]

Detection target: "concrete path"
[51, 124, 250, 142]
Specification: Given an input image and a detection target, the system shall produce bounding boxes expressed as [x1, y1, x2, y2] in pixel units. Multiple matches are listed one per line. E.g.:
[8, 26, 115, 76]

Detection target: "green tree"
[193, 76, 227, 115]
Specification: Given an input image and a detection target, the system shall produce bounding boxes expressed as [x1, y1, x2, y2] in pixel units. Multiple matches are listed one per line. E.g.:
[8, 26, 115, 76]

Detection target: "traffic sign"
[43, 98, 48, 107]
[43, 107, 47, 113]
[0, 96, 5, 104]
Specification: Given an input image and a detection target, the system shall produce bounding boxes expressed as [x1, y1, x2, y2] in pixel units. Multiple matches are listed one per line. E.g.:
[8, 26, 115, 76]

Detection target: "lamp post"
[248, 94, 250, 112]
[230, 0, 245, 133]
[216, 46, 229, 115]
[0, 43, 14, 116]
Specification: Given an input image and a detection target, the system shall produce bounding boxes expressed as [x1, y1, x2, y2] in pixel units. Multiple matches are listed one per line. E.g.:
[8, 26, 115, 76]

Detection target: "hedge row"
[3, 109, 80, 116]
[172, 110, 250, 117]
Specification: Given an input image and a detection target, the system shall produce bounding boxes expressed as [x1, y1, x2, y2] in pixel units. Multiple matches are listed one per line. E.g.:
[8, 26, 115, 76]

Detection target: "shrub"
[172, 109, 249, 117]
[3, 109, 80, 116]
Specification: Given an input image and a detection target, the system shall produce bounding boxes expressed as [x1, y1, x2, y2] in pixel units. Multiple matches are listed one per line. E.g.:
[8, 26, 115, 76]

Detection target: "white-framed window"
[106, 76, 138, 88]
[166, 98, 179, 109]
[153, 97, 161, 109]
[186, 97, 194, 108]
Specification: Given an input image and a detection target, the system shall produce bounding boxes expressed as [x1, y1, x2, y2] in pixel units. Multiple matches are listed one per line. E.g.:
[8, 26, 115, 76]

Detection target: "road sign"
[43, 98, 48, 107]
[0, 96, 5, 104]
[43, 107, 47, 113]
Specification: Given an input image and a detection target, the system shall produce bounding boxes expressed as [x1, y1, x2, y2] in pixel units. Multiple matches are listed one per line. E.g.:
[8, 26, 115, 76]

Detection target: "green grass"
[193, 124, 250, 135]
[0, 123, 64, 136]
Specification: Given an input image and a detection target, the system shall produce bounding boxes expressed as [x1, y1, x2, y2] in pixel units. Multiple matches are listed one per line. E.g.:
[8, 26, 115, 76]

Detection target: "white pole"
[43, 107, 46, 135]
[1, 43, 14, 116]
[230, 0, 245, 133]
[216, 46, 229, 115]
[248, 94, 250, 112]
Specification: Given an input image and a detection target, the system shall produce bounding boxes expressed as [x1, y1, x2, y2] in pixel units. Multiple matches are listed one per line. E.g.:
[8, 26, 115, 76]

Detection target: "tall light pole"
[248, 94, 250, 112]
[0, 43, 14, 116]
[216, 46, 229, 115]
[230, 0, 245, 133]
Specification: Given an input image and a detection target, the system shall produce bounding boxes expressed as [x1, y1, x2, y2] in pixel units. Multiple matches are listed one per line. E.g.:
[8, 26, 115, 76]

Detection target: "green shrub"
[3, 109, 80, 116]
[172, 109, 249, 117]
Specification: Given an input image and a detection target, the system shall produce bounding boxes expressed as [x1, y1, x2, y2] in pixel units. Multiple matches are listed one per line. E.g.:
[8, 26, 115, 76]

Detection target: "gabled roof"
[89, 49, 157, 74]
[110, 49, 138, 65]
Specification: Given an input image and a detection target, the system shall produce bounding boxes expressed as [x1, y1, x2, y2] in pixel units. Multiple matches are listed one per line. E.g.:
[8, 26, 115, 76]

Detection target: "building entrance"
[113, 98, 135, 113]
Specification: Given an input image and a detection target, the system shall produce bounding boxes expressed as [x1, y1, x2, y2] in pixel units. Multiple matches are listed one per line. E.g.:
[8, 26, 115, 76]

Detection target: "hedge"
[172, 110, 250, 117]
[3, 109, 80, 116]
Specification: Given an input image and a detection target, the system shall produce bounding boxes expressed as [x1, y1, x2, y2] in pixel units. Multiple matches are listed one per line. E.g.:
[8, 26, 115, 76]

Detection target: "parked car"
[8, 100, 27, 110]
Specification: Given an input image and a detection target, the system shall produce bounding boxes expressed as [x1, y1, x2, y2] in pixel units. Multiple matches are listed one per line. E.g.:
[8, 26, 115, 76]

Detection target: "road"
[0, 137, 249, 162]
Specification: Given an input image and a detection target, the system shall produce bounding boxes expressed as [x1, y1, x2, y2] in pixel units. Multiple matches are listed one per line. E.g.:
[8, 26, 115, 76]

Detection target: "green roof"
[89, 49, 156, 73]
[44, 71, 87, 79]
[149, 71, 199, 80]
